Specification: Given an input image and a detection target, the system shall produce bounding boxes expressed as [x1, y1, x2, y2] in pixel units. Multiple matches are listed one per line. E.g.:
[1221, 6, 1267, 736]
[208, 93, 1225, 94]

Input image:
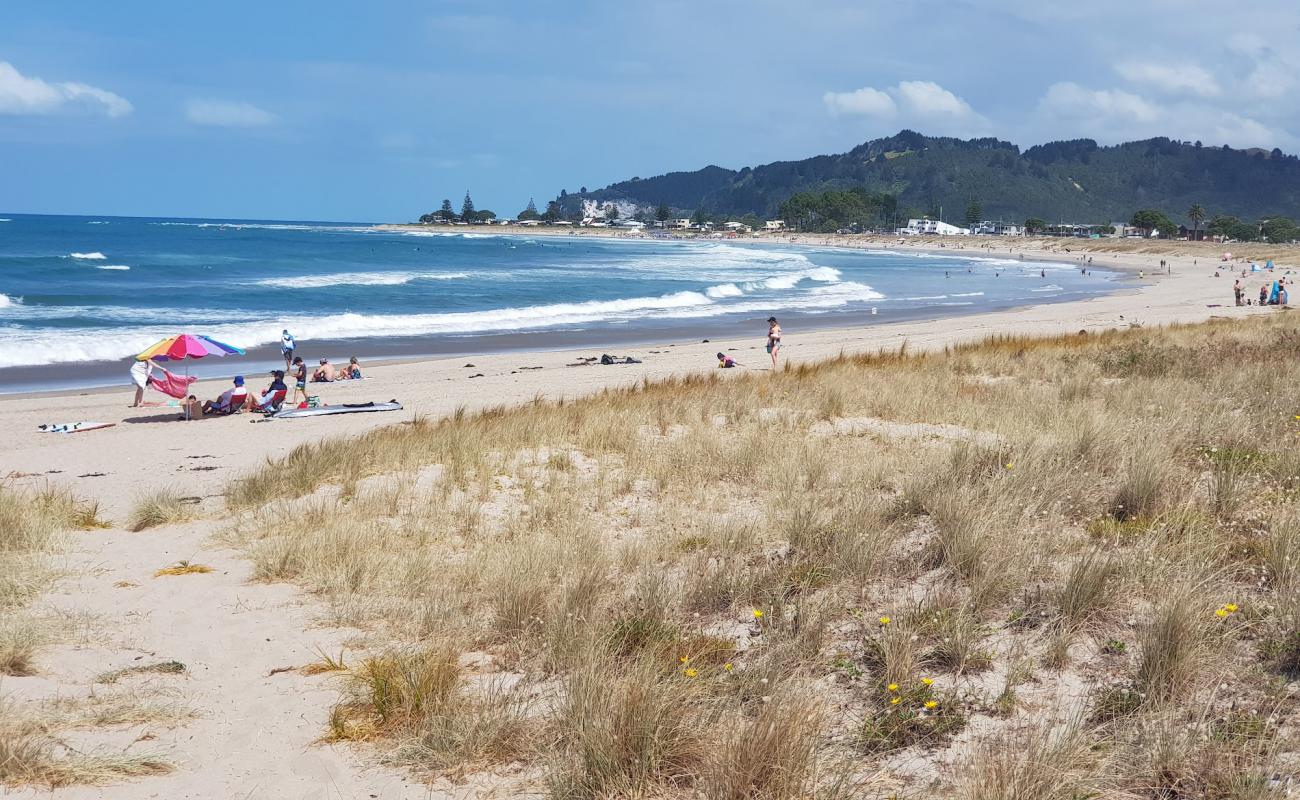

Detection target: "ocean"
[0, 213, 1121, 391]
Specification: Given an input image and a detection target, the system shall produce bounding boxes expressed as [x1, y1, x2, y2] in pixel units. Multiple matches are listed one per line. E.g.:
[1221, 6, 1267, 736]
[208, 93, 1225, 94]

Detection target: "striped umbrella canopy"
[135, 334, 246, 362]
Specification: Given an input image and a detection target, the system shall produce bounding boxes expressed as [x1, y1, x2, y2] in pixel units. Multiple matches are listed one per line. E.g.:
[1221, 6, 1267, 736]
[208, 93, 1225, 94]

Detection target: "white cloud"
[823, 80, 984, 131]
[1033, 81, 1288, 149]
[185, 99, 276, 128]
[1115, 61, 1220, 97]
[1039, 82, 1159, 123]
[823, 86, 896, 117]
[0, 61, 132, 117]
[894, 80, 976, 118]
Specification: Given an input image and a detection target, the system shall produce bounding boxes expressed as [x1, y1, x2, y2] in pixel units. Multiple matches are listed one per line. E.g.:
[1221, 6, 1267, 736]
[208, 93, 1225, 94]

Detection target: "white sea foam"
[69, 252, 107, 260]
[253, 271, 469, 289]
[706, 283, 744, 298]
[151, 221, 375, 234]
[0, 218, 11, 223]
[97, 265, 131, 271]
[1031, 284, 1064, 292]
[0, 275, 888, 369]
[0, 294, 20, 309]
[87, 220, 110, 224]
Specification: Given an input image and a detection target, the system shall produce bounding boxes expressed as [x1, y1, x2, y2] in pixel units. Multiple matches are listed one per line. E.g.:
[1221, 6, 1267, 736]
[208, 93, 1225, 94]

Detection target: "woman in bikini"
[766, 316, 782, 369]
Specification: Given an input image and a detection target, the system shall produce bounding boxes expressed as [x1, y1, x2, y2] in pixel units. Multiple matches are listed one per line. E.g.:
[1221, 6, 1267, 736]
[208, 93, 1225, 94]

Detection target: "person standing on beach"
[129, 358, 158, 407]
[280, 329, 295, 370]
[766, 316, 782, 369]
[290, 356, 308, 406]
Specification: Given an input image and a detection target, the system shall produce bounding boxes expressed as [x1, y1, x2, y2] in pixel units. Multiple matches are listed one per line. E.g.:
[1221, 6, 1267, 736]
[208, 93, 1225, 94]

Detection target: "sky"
[2, 0, 1298, 221]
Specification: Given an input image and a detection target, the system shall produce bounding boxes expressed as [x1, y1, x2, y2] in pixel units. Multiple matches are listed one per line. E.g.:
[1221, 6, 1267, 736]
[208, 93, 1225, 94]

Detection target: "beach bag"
[306, 395, 322, 408]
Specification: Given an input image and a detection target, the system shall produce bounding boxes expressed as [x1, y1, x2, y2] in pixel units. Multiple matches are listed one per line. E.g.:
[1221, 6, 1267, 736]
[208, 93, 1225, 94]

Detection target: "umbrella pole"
[185, 364, 192, 421]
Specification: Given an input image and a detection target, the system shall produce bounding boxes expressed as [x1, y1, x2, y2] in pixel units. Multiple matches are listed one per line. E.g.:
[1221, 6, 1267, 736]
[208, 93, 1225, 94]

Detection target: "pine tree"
[438, 198, 454, 221]
[655, 202, 671, 222]
[461, 191, 475, 222]
[518, 198, 540, 221]
[964, 199, 982, 227]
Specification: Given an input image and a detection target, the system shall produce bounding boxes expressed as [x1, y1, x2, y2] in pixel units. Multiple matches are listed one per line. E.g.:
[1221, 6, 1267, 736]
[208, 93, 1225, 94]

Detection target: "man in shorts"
[280, 329, 296, 370]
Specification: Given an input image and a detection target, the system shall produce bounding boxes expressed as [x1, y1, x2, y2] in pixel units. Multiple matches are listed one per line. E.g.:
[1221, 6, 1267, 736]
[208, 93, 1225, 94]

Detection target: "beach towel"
[150, 366, 198, 399]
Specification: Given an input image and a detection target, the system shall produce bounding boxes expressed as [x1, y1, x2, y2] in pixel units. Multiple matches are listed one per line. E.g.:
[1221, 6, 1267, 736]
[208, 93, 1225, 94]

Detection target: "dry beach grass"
[216, 314, 1300, 797]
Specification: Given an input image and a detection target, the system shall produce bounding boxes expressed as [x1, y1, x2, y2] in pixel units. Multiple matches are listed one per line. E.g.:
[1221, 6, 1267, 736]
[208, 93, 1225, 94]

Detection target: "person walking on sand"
[766, 316, 782, 369]
[130, 358, 159, 407]
[280, 329, 296, 370]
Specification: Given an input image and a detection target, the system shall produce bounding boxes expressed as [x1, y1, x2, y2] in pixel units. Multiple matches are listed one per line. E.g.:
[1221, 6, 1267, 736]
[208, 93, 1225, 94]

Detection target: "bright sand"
[0, 239, 1283, 799]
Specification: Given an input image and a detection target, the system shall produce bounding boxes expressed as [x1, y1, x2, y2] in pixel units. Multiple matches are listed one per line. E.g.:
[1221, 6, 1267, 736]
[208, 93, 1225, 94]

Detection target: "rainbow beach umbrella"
[136, 333, 245, 362]
[136, 334, 246, 419]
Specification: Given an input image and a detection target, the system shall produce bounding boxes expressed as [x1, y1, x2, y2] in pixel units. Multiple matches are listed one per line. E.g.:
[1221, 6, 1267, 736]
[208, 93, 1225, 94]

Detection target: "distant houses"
[899, 218, 968, 236]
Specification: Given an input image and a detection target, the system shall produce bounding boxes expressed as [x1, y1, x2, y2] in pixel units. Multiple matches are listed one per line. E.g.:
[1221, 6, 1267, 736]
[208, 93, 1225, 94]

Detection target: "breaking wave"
[69, 252, 107, 260]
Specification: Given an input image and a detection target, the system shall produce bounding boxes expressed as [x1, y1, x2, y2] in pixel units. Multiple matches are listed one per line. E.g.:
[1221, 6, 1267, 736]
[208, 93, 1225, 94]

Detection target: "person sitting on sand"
[717, 352, 737, 368]
[766, 316, 782, 368]
[339, 356, 362, 380]
[202, 375, 248, 414]
[312, 358, 335, 382]
[179, 394, 202, 420]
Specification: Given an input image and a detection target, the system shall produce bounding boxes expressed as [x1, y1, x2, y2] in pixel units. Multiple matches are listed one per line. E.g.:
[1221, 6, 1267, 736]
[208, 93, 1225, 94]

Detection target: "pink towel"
[150, 367, 198, 399]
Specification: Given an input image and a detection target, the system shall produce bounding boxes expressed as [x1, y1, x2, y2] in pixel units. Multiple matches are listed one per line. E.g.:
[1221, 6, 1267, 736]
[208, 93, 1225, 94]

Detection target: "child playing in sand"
[290, 357, 308, 406]
[717, 352, 737, 368]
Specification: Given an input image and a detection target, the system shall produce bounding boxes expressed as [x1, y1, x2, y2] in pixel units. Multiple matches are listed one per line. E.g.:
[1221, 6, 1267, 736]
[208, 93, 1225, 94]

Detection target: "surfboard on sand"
[38, 422, 116, 434]
[271, 401, 402, 420]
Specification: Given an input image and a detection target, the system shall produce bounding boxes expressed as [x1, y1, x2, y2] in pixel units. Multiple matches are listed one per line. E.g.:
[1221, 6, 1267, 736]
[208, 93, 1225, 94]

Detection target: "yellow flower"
[890, 696, 901, 705]
[723, 662, 734, 671]
[752, 609, 764, 619]
[1225, 603, 1238, 613]
[878, 616, 891, 626]
[684, 668, 698, 678]
[921, 677, 934, 686]
[887, 683, 899, 692]
[1005, 463, 1014, 469]
[1215, 608, 1229, 618]
[679, 655, 689, 664]
[924, 700, 938, 709]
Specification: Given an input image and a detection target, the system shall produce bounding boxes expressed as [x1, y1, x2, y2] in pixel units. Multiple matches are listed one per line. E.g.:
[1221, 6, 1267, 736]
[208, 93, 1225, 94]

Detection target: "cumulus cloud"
[185, 99, 276, 127]
[1039, 82, 1159, 123]
[1115, 61, 1220, 97]
[0, 61, 132, 117]
[894, 81, 977, 117]
[823, 80, 985, 133]
[823, 86, 896, 117]
[1034, 81, 1286, 149]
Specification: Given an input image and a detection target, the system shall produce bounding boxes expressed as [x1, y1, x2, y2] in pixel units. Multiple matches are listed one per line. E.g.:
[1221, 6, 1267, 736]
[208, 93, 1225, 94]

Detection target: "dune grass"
[221, 315, 1300, 795]
[0, 693, 183, 788]
[127, 489, 197, 532]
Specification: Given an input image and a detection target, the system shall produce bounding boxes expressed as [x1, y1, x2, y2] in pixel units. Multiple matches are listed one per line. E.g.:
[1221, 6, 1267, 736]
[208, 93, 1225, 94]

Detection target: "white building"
[971, 220, 1023, 236]
[723, 221, 751, 233]
[899, 218, 968, 236]
[664, 218, 692, 230]
[764, 220, 786, 231]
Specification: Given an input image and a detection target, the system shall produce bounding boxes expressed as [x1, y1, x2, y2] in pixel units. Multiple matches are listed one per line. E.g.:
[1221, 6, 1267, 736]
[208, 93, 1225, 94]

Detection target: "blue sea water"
[0, 213, 1120, 379]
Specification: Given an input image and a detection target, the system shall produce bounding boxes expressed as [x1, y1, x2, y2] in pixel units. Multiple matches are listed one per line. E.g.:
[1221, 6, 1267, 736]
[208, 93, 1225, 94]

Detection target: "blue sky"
[3, 1, 1297, 221]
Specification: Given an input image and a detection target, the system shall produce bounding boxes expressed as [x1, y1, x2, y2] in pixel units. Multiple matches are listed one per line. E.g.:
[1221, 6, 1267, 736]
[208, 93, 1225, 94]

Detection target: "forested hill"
[569, 130, 1300, 223]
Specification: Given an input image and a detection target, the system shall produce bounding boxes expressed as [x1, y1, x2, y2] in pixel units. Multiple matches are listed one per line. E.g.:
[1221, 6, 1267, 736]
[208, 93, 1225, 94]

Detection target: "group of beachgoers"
[1233, 277, 1290, 307]
[129, 328, 365, 418]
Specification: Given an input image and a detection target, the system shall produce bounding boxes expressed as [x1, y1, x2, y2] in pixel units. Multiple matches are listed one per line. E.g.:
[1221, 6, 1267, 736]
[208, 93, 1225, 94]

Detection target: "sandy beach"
[0, 240, 1275, 519]
[1, 238, 1289, 799]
